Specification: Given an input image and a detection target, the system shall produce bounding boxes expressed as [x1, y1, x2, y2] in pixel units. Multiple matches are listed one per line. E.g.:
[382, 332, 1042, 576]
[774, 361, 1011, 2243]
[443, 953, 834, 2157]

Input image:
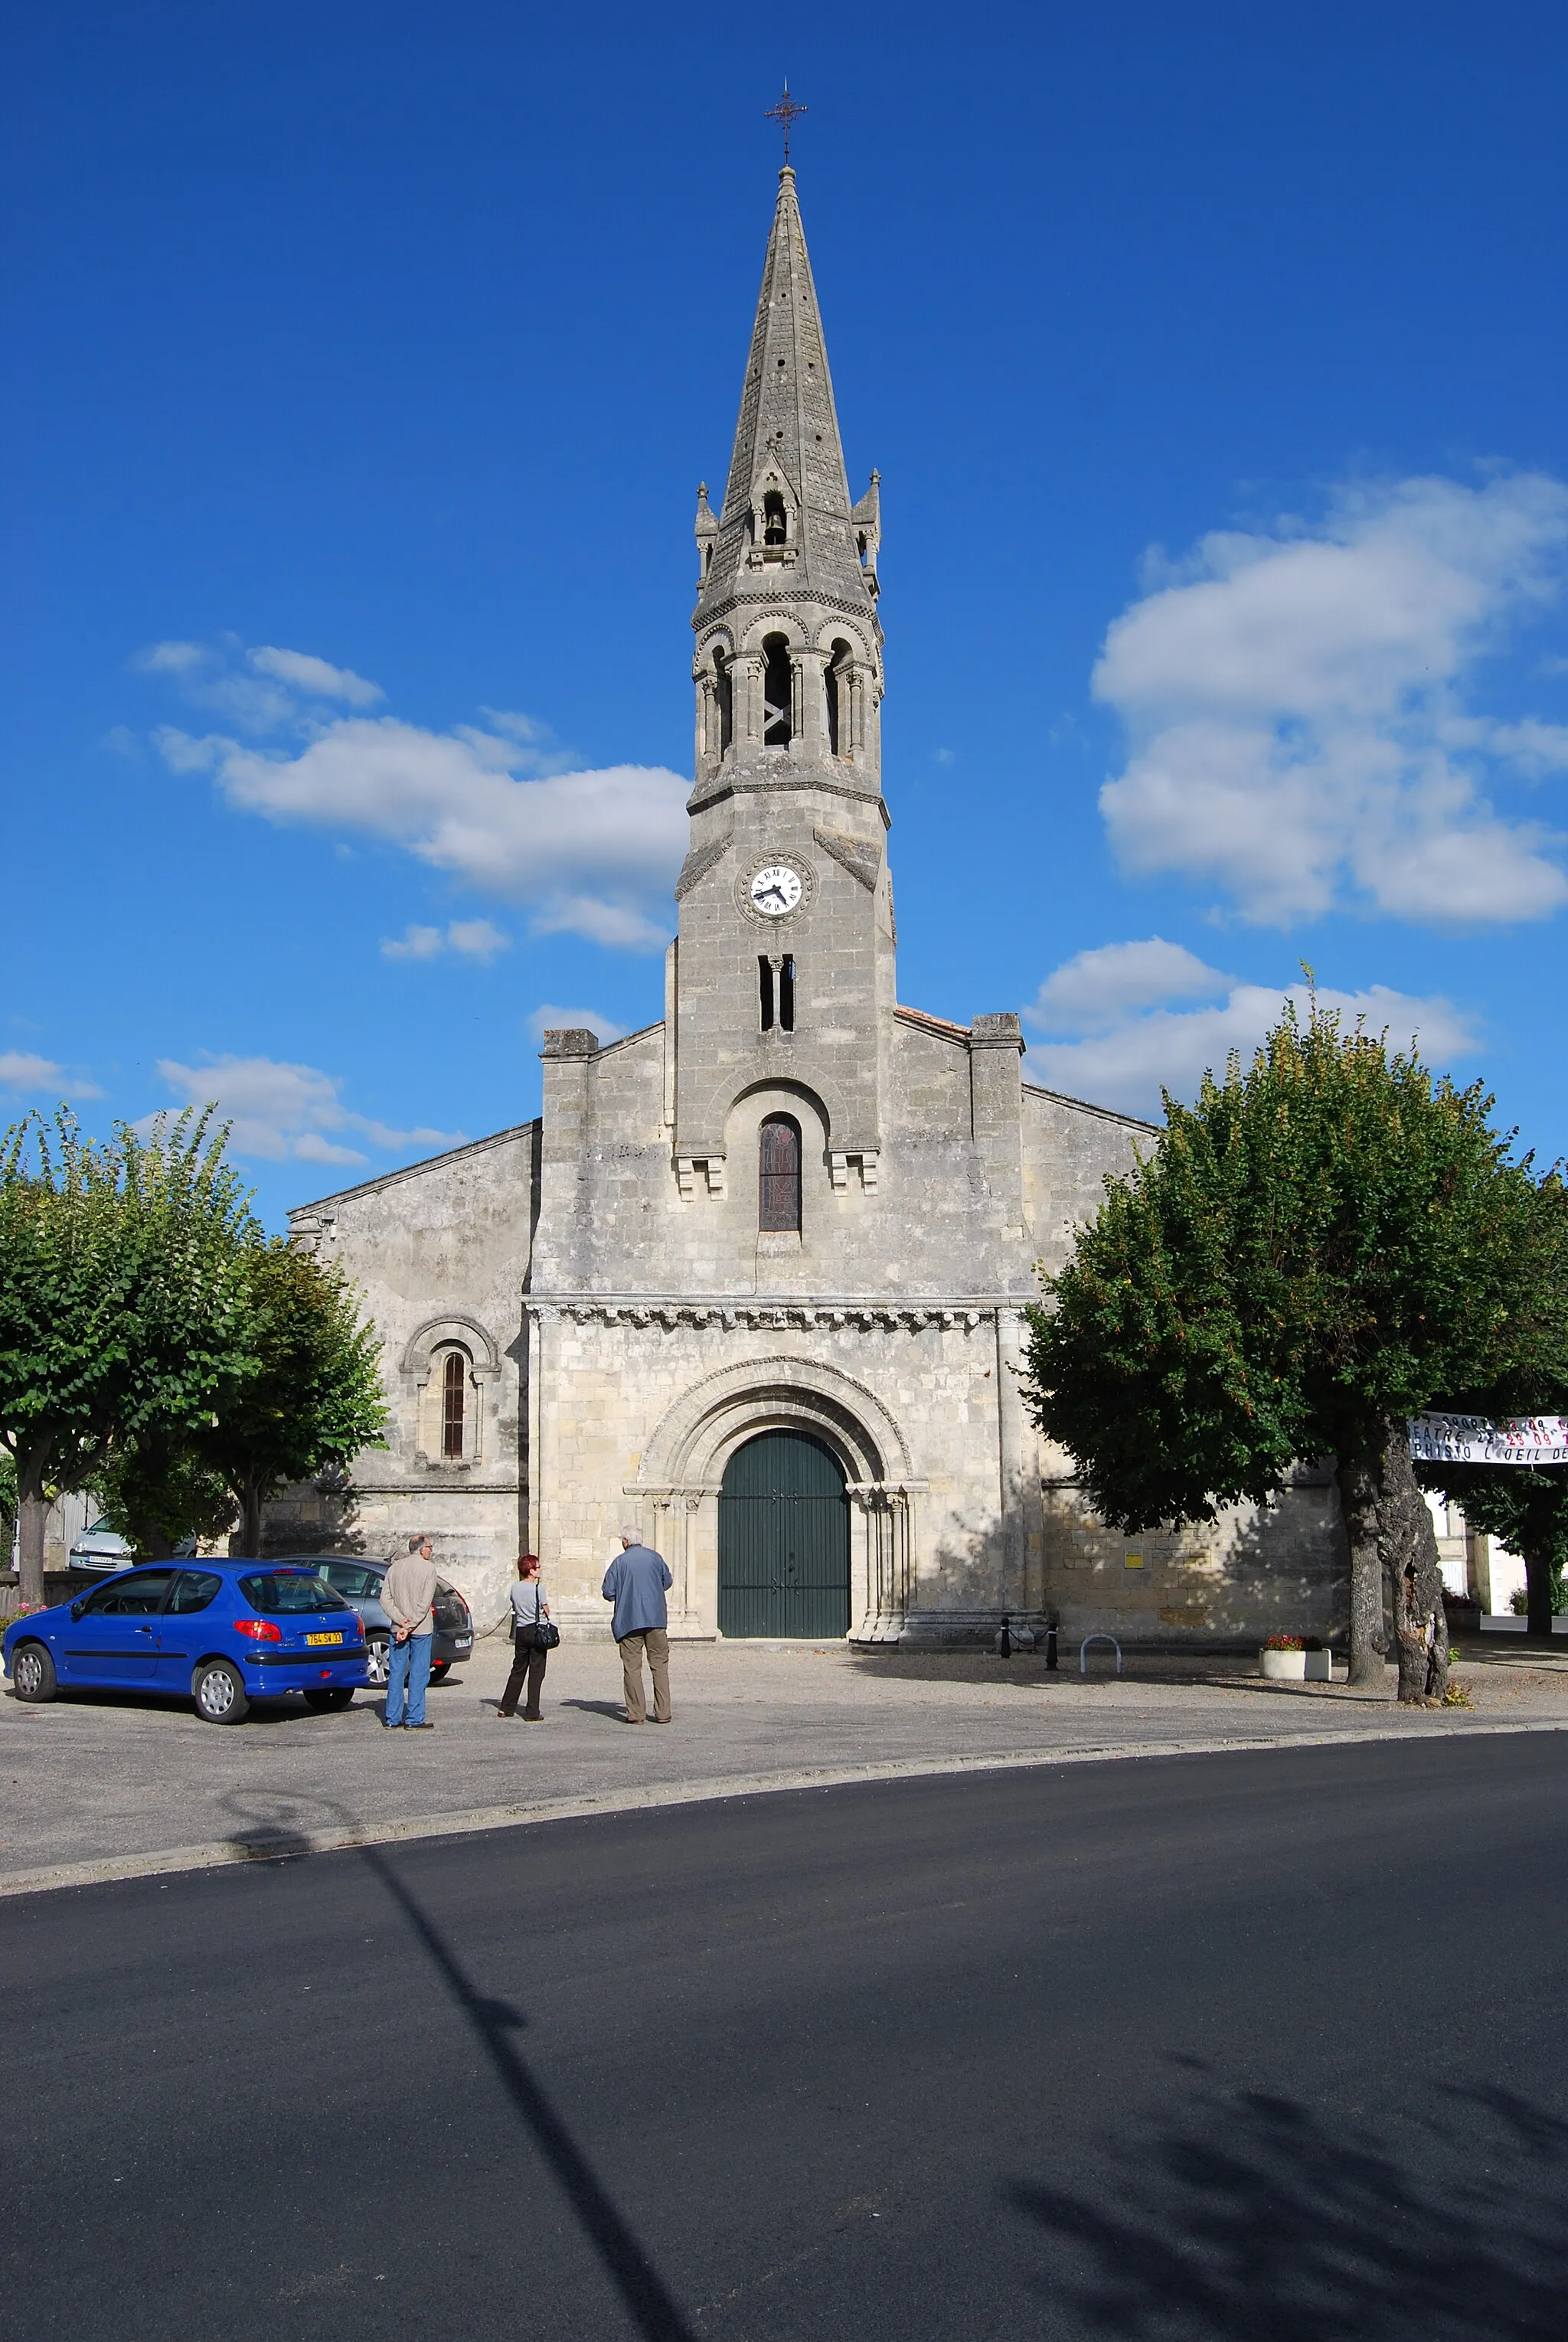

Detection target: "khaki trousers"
[619, 1627, 671, 1723]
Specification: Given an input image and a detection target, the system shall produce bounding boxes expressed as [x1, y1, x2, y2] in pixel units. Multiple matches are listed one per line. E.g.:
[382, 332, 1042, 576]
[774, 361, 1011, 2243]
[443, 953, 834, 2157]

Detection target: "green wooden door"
[718, 1431, 850, 1638]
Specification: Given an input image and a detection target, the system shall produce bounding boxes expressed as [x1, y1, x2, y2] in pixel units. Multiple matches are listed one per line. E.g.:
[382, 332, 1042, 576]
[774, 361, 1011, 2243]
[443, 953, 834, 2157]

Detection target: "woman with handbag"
[498, 1553, 557, 1719]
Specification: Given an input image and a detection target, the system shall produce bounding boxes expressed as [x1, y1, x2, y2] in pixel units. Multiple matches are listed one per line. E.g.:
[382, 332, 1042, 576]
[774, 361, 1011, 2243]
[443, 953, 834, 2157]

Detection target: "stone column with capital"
[798, 645, 830, 756]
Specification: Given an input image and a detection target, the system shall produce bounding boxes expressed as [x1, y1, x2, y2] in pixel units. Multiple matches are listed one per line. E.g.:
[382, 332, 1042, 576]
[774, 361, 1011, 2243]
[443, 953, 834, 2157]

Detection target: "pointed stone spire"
[694, 168, 878, 626]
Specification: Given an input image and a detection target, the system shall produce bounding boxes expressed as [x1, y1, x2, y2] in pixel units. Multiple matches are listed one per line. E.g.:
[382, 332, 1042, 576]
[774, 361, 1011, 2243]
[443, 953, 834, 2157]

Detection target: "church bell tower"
[671, 164, 890, 1197]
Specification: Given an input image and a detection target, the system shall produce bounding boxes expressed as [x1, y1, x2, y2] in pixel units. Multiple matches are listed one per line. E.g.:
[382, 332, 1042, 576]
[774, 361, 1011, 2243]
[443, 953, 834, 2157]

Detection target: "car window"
[322, 1563, 381, 1599]
[167, 1569, 224, 1615]
[89, 1569, 177, 1615]
[239, 1571, 350, 1615]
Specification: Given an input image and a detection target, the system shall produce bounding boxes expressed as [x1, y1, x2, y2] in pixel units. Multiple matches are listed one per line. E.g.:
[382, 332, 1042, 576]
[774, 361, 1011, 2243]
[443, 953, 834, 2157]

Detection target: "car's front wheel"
[194, 1659, 249, 1723]
[302, 1687, 355, 1711]
[11, 1641, 57, 1703]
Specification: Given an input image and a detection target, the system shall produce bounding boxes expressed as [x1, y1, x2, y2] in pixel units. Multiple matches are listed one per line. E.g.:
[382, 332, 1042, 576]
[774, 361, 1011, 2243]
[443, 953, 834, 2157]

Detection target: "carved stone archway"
[629, 1354, 926, 1641]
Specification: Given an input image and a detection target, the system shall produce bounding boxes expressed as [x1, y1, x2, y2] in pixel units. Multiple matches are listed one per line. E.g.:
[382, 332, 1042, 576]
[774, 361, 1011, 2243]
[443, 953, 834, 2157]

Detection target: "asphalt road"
[4, 1736, 1565, 2341]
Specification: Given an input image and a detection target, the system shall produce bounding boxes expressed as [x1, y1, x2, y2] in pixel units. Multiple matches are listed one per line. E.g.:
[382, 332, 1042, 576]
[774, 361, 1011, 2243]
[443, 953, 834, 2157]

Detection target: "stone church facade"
[276, 167, 1348, 1648]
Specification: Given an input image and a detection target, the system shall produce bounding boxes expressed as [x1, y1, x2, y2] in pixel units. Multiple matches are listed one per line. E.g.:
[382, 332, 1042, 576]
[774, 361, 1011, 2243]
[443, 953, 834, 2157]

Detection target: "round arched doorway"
[718, 1429, 851, 1638]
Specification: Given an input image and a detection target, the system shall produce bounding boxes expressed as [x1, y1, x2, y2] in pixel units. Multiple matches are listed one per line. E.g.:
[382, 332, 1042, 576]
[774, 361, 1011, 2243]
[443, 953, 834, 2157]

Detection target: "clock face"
[750, 864, 803, 917]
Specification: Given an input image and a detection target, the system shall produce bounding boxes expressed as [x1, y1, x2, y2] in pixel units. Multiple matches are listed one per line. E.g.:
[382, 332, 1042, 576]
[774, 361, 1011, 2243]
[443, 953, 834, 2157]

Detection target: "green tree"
[1414, 1174, 1568, 1641]
[93, 1436, 237, 1562]
[196, 1240, 387, 1554]
[0, 1450, 16, 1574]
[1021, 996, 1541, 1703]
[0, 1108, 260, 1605]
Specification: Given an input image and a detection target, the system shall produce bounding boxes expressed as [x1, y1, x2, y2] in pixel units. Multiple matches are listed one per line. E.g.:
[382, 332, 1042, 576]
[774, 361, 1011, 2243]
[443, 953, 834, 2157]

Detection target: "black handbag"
[518, 1602, 561, 1651]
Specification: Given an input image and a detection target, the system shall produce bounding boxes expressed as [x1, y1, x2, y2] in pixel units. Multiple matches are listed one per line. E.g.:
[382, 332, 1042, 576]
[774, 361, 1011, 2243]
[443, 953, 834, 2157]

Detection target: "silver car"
[69, 1520, 137, 1575]
[69, 1520, 195, 1574]
[273, 1555, 475, 1686]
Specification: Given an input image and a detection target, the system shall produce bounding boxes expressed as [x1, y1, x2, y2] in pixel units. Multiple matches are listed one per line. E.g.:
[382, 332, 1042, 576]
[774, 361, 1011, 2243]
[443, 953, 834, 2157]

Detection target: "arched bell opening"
[762, 634, 794, 746]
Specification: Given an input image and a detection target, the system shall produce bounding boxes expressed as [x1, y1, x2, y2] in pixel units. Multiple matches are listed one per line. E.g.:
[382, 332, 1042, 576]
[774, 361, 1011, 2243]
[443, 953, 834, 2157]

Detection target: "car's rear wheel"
[11, 1641, 57, 1703]
[302, 1687, 355, 1711]
[429, 1660, 452, 1682]
[364, 1636, 390, 1686]
[194, 1659, 249, 1723]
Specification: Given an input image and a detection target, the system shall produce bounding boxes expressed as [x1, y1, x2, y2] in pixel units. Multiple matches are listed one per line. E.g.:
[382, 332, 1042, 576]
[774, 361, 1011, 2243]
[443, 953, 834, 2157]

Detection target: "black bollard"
[1045, 1623, 1058, 1670]
[997, 1613, 1013, 1658]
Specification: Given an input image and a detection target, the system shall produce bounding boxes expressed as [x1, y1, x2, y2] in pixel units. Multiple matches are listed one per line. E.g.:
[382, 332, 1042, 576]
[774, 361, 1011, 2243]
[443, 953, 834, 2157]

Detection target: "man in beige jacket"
[382, 1532, 439, 1729]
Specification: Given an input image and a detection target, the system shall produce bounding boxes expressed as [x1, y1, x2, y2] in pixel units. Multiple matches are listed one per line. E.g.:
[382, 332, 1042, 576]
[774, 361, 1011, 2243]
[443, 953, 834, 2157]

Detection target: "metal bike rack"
[1080, 1632, 1122, 1677]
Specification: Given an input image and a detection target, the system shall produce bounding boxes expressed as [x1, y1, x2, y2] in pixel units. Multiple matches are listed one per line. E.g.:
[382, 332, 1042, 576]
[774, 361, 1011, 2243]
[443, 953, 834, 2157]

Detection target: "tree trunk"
[1524, 1543, 1557, 1643]
[1338, 1461, 1389, 1689]
[1377, 1423, 1449, 1706]
[17, 1486, 47, 1610]
[241, 1483, 264, 1559]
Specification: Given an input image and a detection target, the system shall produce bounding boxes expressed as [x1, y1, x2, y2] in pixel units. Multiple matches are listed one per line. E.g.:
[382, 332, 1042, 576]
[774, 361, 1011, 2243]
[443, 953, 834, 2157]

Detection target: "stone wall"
[278, 1121, 539, 1628]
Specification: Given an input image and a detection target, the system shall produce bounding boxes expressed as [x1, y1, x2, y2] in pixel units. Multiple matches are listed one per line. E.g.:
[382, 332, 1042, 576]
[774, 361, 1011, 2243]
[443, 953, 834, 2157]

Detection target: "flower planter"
[1259, 1647, 1307, 1681]
[1303, 1650, 1332, 1681]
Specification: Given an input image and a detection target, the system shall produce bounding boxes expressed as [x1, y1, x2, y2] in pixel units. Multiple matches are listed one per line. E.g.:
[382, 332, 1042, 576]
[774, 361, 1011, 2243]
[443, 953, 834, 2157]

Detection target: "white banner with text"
[1409, 1414, 1568, 1466]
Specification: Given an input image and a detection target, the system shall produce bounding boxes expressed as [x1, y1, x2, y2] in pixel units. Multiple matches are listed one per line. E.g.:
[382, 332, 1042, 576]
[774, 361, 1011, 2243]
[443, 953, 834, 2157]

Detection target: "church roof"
[694, 167, 878, 629]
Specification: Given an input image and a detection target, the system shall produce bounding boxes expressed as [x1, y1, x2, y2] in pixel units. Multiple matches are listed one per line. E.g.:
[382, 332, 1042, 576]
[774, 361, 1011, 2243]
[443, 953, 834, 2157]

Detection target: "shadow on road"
[213, 1788, 697, 2339]
[1009, 2069, 1567, 2338]
[362, 1840, 698, 2342]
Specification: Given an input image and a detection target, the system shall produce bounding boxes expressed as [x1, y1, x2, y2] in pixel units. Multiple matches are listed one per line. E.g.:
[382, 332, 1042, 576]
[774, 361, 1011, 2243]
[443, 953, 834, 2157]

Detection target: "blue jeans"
[386, 1631, 433, 1725]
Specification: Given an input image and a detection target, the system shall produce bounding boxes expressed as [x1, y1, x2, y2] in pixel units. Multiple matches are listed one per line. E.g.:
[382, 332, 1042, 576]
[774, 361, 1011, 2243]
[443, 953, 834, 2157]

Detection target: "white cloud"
[135, 636, 381, 733]
[153, 1054, 460, 1168]
[0, 1051, 64, 1088]
[446, 919, 509, 961]
[525, 1004, 628, 1045]
[162, 718, 686, 951]
[1025, 939, 1478, 1116]
[0, 1051, 103, 1101]
[139, 641, 685, 949]
[133, 639, 207, 675]
[1028, 937, 1230, 1034]
[1094, 472, 1568, 925]
[381, 917, 510, 962]
[248, 645, 383, 706]
[381, 924, 446, 961]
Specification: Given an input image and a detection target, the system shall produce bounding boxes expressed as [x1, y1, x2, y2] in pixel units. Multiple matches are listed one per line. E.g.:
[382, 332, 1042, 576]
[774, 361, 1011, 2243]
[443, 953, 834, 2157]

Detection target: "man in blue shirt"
[602, 1528, 674, 1723]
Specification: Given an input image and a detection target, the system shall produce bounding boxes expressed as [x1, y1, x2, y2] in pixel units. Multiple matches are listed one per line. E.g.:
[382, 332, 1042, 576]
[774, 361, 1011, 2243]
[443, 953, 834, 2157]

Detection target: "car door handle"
[135, 1625, 155, 1637]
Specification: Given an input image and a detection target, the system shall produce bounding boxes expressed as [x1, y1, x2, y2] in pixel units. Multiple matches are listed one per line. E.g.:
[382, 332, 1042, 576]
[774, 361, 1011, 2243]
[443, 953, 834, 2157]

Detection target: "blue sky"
[5, 1, 1568, 1227]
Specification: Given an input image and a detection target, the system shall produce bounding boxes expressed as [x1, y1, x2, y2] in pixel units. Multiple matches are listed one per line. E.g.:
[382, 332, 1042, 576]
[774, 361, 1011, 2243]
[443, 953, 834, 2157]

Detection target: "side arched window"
[441, 1350, 467, 1459]
[760, 1115, 802, 1232]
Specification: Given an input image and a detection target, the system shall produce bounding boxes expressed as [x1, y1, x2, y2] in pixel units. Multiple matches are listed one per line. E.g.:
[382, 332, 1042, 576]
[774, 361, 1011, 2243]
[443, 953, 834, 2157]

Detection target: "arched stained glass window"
[760, 1115, 802, 1232]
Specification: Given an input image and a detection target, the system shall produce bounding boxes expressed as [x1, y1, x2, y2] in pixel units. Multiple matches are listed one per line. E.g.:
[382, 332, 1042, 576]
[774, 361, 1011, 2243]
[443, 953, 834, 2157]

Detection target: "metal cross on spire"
[765, 81, 807, 165]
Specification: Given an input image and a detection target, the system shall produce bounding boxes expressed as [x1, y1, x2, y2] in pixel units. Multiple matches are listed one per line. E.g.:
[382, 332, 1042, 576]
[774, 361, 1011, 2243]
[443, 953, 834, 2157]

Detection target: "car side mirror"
[70, 1599, 88, 1620]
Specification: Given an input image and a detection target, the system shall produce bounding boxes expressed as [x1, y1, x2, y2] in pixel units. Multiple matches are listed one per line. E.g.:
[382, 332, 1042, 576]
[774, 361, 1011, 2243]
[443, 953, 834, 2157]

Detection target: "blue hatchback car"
[2, 1561, 371, 1724]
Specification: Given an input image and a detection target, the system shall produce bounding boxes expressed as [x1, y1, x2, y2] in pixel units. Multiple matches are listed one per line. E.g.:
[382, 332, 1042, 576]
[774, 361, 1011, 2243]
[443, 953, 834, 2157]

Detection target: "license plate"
[305, 1632, 344, 1646]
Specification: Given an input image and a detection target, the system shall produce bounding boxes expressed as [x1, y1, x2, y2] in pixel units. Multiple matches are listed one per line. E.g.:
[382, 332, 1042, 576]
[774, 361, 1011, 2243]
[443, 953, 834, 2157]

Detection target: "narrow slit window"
[825, 639, 852, 756]
[713, 648, 733, 754]
[442, 1351, 466, 1459]
[779, 955, 795, 1031]
[759, 955, 775, 1032]
[762, 635, 793, 746]
[760, 1115, 802, 1232]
